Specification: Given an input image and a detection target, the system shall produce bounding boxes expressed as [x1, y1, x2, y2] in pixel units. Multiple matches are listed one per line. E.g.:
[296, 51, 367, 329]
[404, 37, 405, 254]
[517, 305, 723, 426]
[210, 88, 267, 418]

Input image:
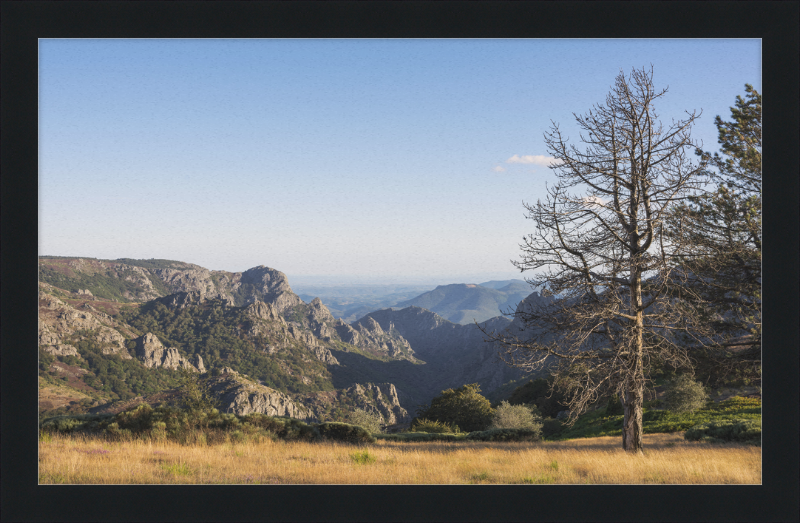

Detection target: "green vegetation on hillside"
[70, 334, 181, 400]
[544, 396, 760, 441]
[116, 300, 333, 394]
[114, 258, 191, 270]
[39, 262, 148, 302]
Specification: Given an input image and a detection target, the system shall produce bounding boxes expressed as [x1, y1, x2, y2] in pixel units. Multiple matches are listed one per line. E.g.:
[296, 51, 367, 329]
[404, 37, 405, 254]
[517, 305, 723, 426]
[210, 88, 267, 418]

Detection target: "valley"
[38, 256, 542, 426]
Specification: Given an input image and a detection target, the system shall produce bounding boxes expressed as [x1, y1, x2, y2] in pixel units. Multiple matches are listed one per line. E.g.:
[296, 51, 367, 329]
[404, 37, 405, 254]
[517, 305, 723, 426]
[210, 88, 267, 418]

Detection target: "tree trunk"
[621, 386, 644, 453]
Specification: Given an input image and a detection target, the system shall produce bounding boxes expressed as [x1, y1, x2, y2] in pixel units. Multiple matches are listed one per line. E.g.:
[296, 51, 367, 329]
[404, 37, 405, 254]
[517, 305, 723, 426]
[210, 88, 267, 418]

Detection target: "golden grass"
[39, 432, 760, 484]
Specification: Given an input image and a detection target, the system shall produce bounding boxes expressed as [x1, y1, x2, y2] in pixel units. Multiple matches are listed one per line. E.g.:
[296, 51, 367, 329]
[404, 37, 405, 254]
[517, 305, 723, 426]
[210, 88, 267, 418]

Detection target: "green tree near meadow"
[415, 383, 494, 432]
[667, 85, 761, 386]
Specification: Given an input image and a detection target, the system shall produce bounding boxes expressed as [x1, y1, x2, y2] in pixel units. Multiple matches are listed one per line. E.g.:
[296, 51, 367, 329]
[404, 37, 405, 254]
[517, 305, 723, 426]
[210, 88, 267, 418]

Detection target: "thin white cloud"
[506, 154, 562, 166]
[492, 165, 507, 173]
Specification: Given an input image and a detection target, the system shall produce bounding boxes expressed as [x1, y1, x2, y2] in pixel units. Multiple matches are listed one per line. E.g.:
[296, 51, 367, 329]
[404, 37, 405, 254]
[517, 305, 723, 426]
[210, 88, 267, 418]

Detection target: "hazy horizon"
[39, 39, 760, 281]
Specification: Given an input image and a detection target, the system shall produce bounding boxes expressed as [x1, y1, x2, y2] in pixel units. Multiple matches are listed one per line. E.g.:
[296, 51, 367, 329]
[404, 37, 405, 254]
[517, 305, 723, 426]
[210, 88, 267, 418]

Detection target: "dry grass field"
[39, 432, 760, 484]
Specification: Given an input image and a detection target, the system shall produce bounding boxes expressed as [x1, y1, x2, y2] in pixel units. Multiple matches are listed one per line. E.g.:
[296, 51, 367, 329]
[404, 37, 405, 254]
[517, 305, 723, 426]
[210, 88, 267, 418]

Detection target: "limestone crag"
[38, 286, 132, 359]
[209, 368, 311, 419]
[310, 346, 340, 366]
[156, 290, 234, 309]
[245, 300, 285, 323]
[230, 266, 304, 311]
[340, 316, 417, 361]
[297, 382, 411, 428]
[41, 344, 80, 357]
[241, 299, 339, 366]
[152, 266, 236, 303]
[134, 333, 201, 371]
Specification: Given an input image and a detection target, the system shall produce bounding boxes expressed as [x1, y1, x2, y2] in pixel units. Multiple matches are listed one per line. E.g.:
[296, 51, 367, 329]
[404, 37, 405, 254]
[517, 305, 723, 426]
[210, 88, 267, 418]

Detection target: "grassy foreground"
[39, 432, 760, 484]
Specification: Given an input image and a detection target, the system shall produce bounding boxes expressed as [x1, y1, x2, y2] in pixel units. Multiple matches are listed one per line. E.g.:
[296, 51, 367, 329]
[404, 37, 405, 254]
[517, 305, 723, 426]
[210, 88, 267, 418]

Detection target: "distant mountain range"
[394, 280, 532, 324]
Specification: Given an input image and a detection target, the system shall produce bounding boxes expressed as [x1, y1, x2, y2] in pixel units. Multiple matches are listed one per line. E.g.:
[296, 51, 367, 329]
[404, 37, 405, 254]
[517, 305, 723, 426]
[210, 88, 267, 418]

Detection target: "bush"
[541, 418, 564, 438]
[409, 418, 460, 434]
[40, 413, 114, 434]
[375, 432, 463, 443]
[466, 427, 541, 442]
[489, 401, 543, 431]
[114, 403, 155, 432]
[317, 422, 376, 444]
[665, 375, 709, 413]
[605, 394, 624, 416]
[350, 450, 377, 464]
[684, 419, 761, 445]
[642, 409, 670, 422]
[415, 383, 494, 433]
[348, 408, 384, 434]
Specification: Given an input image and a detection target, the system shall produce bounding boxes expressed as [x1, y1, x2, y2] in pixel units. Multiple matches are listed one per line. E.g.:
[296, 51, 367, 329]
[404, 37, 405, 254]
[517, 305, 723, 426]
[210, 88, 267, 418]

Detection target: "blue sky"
[38, 39, 760, 284]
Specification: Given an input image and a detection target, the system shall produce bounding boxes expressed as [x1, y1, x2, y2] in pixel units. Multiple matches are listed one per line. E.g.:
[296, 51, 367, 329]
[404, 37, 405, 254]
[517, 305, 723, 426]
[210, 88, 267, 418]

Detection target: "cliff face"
[38, 282, 133, 360]
[134, 333, 204, 372]
[296, 382, 411, 429]
[208, 368, 311, 419]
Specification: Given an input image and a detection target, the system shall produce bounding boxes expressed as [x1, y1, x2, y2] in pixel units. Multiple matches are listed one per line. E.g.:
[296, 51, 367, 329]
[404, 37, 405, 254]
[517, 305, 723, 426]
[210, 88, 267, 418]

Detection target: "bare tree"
[483, 67, 709, 453]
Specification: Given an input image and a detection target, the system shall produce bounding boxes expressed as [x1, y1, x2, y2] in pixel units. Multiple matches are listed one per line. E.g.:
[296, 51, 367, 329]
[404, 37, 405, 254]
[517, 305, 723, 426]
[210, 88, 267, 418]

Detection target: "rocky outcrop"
[309, 346, 340, 366]
[245, 300, 285, 323]
[134, 333, 200, 371]
[209, 368, 311, 419]
[341, 316, 417, 361]
[296, 382, 411, 428]
[41, 344, 80, 357]
[230, 266, 304, 311]
[155, 291, 235, 309]
[38, 286, 132, 359]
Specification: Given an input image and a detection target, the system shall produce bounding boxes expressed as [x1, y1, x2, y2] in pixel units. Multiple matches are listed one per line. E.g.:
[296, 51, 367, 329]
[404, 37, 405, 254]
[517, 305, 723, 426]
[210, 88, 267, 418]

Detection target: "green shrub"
[279, 418, 320, 442]
[642, 409, 670, 422]
[115, 403, 155, 432]
[40, 413, 114, 434]
[415, 383, 494, 433]
[490, 401, 543, 431]
[466, 427, 541, 442]
[348, 408, 384, 434]
[410, 418, 460, 434]
[350, 450, 377, 464]
[317, 422, 376, 444]
[541, 418, 564, 438]
[684, 419, 761, 445]
[375, 432, 463, 443]
[605, 394, 624, 416]
[665, 375, 709, 413]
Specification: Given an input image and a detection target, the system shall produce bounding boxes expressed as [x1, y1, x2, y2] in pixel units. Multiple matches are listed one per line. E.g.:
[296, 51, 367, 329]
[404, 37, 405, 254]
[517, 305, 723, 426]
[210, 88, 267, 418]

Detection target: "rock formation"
[296, 382, 411, 429]
[339, 316, 417, 361]
[38, 285, 132, 359]
[134, 333, 200, 371]
[209, 368, 311, 419]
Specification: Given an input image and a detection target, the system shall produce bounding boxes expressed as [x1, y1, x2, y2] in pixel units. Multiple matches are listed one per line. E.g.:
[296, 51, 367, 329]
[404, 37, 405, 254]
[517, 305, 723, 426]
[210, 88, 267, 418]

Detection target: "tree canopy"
[415, 383, 494, 433]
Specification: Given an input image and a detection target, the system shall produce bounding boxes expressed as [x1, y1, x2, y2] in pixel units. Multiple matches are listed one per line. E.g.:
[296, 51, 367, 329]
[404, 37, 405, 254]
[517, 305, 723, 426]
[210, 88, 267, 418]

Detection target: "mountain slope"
[354, 306, 532, 405]
[394, 282, 532, 324]
[37, 256, 549, 420]
[37, 259, 417, 423]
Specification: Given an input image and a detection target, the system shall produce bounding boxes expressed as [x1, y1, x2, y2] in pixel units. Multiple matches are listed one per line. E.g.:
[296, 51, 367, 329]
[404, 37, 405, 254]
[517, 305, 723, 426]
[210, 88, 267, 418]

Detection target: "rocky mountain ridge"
[38, 256, 545, 425]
